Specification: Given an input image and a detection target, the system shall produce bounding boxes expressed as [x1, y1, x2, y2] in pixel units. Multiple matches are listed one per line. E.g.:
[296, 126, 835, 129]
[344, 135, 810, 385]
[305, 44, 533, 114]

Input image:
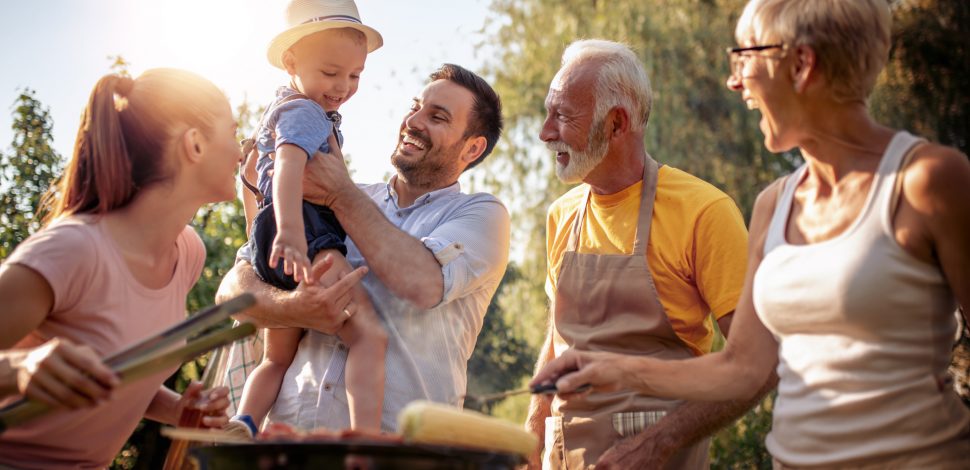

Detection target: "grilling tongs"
[0, 293, 258, 433]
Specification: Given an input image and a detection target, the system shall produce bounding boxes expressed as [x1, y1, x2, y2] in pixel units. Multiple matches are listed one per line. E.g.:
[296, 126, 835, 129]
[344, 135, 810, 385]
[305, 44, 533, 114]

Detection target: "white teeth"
[402, 135, 427, 150]
[745, 99, 760, 110]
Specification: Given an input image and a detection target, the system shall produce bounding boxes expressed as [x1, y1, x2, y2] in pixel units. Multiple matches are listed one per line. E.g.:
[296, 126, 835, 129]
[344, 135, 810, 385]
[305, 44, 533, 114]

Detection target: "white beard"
[550, 126, 608, 184]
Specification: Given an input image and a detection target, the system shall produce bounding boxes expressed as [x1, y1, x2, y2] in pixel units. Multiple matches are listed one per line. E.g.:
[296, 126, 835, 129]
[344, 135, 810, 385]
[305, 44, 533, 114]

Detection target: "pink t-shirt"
[0, 215, 205, 469]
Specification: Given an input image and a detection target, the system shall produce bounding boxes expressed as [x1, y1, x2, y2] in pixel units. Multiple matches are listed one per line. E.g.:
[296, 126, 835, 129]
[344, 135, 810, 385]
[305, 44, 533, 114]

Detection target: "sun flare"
[128, 0, 284, 85]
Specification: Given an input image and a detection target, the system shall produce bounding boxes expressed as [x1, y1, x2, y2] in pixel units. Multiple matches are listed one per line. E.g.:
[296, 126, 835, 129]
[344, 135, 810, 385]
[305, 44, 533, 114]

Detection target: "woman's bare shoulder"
[903, 143, 970, 209]
[743, 175, 791, 258]
[751, 176, 788, 224]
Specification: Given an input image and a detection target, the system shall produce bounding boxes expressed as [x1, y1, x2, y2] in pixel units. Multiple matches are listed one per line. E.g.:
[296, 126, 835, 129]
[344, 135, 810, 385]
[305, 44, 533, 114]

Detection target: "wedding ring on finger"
[343, 308, 353, 319]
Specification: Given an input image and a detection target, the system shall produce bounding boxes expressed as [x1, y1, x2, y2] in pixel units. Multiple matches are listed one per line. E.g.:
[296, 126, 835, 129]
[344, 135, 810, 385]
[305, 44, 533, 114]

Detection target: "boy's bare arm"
[271, 144, 311, 283]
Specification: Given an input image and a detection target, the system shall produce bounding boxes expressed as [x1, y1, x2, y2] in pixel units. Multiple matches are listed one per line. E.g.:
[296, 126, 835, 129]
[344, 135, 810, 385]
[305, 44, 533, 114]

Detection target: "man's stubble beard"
[391, 138, 465, 189]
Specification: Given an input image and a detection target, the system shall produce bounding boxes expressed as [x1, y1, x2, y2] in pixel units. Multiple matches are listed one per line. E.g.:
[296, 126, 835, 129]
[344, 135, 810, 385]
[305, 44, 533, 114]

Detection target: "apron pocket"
[611, 410, 667, 438]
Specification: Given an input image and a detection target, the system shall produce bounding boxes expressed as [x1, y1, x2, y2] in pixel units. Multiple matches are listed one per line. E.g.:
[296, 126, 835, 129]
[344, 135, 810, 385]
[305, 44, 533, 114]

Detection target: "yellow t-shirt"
[546, 166, 748, 355]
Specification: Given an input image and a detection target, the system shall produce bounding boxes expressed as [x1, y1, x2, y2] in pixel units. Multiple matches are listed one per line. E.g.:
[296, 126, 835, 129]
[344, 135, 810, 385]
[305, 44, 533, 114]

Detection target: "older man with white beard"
[524, 40, 754, 469]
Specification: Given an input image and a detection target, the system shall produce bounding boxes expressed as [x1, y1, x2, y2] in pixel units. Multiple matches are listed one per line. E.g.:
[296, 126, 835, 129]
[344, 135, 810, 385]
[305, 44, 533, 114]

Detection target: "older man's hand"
[302, 134, 356, 208]
[597, 429, 677, 470]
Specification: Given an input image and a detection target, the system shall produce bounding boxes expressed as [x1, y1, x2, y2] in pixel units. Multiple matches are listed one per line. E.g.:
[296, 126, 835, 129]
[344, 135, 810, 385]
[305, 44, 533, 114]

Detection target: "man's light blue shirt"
[242, 177, 510, 431]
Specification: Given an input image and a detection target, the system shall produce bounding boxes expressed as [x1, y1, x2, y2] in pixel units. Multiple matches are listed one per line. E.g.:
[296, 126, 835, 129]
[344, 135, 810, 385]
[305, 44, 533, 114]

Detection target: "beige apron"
[545, 156, 710, 470]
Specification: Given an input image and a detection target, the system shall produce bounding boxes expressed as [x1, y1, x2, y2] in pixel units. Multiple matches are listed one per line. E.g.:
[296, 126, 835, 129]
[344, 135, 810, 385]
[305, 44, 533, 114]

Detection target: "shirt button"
[337, 343, 346, 351]
[324, 384, 332, 391]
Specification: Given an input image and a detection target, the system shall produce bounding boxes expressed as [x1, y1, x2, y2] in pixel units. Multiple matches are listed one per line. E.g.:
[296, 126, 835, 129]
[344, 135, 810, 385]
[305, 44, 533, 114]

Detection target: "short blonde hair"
[736, 0, 891, 103]
[561, 39, 652, 130]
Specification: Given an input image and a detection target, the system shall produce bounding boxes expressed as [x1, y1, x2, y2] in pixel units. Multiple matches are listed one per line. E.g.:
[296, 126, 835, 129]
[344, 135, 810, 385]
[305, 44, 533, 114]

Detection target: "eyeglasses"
[726, 44, 787, 78]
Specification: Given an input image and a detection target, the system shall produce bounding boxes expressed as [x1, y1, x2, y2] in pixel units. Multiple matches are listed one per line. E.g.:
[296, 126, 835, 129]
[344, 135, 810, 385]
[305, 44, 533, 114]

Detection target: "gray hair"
[561, 39, 652, 130]
[736, 0, 891, 103]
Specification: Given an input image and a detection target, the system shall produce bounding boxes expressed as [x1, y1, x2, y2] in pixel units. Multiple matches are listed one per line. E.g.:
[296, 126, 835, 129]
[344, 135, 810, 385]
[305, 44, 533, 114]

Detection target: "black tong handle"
[530, 382, 592, 394]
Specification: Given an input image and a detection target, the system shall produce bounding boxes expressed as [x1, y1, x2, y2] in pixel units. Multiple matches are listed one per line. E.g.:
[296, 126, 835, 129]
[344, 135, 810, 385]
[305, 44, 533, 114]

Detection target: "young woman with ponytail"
[0, 69, 242, 468]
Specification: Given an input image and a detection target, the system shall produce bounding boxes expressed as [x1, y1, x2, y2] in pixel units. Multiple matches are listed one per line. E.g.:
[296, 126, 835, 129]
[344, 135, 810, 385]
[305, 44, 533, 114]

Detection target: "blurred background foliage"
[0, 1, 965, 468]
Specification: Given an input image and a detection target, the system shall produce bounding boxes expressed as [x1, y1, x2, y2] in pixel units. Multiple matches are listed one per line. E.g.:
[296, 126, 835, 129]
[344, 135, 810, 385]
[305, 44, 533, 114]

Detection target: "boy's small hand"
[269, 229, 311, 284]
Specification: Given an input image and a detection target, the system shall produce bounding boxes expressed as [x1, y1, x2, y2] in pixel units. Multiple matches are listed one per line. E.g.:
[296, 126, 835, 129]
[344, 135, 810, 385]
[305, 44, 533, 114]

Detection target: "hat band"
[301, 14, 362, 25]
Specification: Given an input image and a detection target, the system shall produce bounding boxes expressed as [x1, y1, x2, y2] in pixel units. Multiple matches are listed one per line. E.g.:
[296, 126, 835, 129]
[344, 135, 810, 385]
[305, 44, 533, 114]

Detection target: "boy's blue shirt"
[255, 86, 343, 200]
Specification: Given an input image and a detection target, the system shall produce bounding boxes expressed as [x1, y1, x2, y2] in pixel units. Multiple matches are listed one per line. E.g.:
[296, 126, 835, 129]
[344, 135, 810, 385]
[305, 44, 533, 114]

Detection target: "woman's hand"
[173, 382, 230, 428]
[528, 349, 631, 396]
[7, 337, 118, 408]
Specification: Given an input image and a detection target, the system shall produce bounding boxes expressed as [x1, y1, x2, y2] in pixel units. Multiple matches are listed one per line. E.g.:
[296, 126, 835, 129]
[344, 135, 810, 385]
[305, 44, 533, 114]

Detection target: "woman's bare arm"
[533, 179, 786, 403]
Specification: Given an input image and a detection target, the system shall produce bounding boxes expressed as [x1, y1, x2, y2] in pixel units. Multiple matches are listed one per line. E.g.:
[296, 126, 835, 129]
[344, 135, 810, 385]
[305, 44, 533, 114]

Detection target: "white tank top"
[753, 131, 970, 466]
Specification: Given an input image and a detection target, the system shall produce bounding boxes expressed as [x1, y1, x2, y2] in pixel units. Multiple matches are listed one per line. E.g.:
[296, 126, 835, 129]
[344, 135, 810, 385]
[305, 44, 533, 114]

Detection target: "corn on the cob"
[397, 400, 538, 457]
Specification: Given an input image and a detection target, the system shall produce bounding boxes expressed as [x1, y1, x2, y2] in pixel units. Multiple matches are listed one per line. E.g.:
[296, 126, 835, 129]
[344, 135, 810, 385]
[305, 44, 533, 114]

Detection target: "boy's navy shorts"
[250, 200, 347, 291]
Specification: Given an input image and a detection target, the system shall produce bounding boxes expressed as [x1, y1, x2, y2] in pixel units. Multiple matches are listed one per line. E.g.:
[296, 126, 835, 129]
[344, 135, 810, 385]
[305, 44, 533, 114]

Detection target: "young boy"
[229, 0, 387, 436]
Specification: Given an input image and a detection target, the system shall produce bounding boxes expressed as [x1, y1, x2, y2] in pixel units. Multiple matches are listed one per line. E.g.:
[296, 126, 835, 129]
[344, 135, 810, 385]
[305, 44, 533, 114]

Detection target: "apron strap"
[565, 154, 659, 255]
[565, 189, 592, 252]
[632, 154, 658, 256]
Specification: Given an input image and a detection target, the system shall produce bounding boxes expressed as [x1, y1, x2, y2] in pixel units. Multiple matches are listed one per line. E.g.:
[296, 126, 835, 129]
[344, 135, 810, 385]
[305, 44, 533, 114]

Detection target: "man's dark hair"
[429, 64, 503, 170]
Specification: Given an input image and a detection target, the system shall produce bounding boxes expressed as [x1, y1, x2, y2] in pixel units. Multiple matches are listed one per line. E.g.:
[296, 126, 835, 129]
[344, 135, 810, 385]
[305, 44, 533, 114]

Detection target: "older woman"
[533, 0, 970, 467]
[0, 69, 240, 469]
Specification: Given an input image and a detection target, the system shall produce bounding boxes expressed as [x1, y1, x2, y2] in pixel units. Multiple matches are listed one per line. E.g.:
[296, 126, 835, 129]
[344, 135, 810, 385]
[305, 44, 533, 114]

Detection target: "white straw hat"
[267, 0, 383, 69]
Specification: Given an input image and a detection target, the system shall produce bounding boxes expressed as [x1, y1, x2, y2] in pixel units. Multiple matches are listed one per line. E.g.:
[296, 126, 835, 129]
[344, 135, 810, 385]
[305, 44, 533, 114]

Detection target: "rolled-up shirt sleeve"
[420, 197, 510, 306]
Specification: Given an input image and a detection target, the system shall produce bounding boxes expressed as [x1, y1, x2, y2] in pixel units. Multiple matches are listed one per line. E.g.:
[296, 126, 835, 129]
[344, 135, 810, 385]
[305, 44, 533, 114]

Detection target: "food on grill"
[257, 422, 403, 443]
[397, 400, 538, 457]
[257, 422, 314, 440]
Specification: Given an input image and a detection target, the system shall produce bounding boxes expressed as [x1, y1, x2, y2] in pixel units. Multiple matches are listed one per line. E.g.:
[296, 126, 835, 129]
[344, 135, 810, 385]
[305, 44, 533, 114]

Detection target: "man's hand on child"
[283, 254, 369, 334]
[303, 134, 354, 208]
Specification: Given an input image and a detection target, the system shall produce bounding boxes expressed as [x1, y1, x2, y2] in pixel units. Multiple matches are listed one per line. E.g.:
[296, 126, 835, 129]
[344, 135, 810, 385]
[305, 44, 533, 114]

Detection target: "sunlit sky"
[0, 0, 493, 185]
